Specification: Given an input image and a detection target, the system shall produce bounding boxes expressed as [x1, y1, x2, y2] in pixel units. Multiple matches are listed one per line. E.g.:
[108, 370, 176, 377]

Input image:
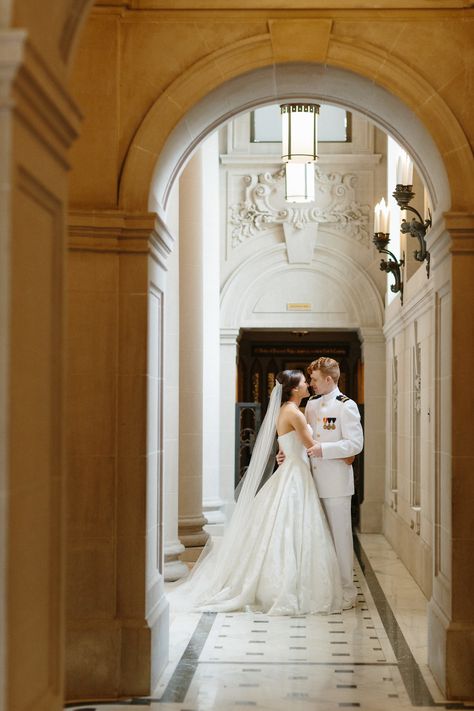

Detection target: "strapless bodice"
[277, 424, 312, 462]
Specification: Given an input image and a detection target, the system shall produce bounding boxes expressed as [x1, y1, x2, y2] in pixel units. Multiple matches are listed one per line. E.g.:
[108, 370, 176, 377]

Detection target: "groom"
[278, 356, 363, 610]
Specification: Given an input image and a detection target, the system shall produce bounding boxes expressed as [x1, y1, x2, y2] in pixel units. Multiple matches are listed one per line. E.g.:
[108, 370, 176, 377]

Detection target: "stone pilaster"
[201, 133, 226, 534]
[178, 149, 208, 561]
[0, 29, 81, 711]
[219, 328, 240, 519]
[428, 212, 474, 700]
[67, 209, 170, 699]
[162, 186, 188, 582]
[358, 327, 386, 533]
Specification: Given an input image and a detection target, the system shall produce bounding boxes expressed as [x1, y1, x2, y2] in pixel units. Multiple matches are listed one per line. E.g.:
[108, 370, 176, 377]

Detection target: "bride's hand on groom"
[343, 455, 355, 465]
[307, 443, 322, 458]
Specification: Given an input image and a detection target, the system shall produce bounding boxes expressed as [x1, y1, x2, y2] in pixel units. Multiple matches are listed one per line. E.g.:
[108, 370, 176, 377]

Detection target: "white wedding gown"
[169, 426, 343, 615]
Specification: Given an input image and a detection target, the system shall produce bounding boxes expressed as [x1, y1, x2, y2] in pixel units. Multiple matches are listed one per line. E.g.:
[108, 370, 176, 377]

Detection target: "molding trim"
[221, 153, 382, 168]
[445, 211, 474, 255]
[358, 326, 385, 345]
[0, 29, 27, 96]
[1, 32, 83, 167]
[68, 209, 157, 253]
[220, 327, 240, 345]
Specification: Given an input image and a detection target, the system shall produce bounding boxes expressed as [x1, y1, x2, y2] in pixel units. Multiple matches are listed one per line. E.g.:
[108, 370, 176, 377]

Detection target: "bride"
[169, 369, 343, 615]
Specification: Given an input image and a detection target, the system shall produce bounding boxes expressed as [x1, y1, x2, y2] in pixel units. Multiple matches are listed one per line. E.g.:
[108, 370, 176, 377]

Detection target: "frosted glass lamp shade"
[285, 163, 315, 203]
[281, 103, 319, 163]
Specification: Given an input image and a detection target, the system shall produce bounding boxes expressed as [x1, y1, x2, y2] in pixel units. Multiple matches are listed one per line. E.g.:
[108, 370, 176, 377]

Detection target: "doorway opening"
[236, 328, 364, 526]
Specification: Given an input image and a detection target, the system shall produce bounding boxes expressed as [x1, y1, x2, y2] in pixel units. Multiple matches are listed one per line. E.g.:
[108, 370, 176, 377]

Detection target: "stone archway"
[113, 35, 473, 700]
[116, 28, 472, 216]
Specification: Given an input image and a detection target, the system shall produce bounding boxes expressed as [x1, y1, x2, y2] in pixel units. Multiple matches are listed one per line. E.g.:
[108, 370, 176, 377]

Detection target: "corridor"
[65, 535, 474, 711]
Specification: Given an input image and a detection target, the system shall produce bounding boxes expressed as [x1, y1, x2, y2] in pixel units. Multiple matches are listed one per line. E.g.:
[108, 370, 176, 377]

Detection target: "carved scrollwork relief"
[229, 166, 370, 247]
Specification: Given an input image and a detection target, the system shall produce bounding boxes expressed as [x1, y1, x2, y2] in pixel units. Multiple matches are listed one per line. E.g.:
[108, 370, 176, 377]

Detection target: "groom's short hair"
[307, 357, 340, 384]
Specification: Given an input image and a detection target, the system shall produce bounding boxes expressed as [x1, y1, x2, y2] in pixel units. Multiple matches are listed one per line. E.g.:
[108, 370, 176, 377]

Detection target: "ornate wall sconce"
[392, 152, 431, 277]
[392, 184, 431, 278]
[373, 197, 405, 304]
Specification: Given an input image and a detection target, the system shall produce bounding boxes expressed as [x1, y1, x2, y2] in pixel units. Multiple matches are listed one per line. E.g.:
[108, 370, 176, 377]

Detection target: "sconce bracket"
[393, 185, 431, 278]
[400, 213, 431, 277]
[373, 232, 404, 304]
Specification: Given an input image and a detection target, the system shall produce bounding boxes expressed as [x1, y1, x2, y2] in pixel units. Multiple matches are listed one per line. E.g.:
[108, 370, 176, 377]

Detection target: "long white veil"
[168, 382, 283, 609]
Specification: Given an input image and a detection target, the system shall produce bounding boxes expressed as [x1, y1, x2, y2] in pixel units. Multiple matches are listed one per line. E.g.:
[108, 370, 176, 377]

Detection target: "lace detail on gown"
[168, 426, 343, 615]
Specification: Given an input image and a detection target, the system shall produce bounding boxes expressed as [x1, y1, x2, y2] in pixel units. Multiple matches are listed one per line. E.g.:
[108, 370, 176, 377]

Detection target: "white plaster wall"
[218, 110, 387, 528]
[383, 244, 444, 597]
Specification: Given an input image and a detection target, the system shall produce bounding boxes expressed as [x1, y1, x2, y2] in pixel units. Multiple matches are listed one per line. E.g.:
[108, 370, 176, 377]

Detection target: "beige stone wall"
[69, 7, 473, 213]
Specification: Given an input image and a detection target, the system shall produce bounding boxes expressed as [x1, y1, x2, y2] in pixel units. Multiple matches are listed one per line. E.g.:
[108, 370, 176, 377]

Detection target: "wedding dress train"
[169, 425, 343, 616]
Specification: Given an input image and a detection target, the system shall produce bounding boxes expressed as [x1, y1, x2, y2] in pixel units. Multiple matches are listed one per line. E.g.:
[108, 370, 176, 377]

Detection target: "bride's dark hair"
[276, 370, 304, 404]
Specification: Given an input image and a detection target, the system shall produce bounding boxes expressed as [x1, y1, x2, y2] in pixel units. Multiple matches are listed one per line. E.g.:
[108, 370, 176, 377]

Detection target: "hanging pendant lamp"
[284, 162, 315, 203]
[281, 103, 319, 163]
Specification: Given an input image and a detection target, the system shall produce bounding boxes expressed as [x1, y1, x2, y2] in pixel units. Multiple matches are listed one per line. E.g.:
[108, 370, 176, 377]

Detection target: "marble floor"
[65, 534, 474, 711]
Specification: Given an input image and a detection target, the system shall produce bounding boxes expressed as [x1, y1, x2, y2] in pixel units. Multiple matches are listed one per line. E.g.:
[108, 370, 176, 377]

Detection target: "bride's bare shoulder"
[277, 403, 304, 435]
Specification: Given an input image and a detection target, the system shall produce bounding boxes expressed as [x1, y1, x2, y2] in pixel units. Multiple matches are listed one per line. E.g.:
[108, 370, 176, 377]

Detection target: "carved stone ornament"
[229, 167, 370, 247]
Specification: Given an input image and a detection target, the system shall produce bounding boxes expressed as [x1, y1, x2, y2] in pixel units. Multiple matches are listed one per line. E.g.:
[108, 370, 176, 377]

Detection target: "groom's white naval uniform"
[305, 387, 363, 606]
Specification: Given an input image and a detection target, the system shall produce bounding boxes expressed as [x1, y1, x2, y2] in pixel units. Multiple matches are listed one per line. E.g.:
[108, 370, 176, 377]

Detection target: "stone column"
[178, 149, 208, 560]
[428, 213, 474, 699]
[359, 327, 386, 532]
[162, 184, 188, 581]
[0, 30, 81, 711]
[201, 133, 225, 533]
[219, 328, 240, 520]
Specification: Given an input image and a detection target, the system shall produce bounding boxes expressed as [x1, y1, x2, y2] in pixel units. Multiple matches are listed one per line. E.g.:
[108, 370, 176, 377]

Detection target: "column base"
[178, 514, 209, 548]
[147, 590, 170, 692]
[164, 540, 189, 581]
[66, 618, 151, 701]
[358, 499, 383, 532]
[428, 597, 474, 699]
[203, 498, 226, 536]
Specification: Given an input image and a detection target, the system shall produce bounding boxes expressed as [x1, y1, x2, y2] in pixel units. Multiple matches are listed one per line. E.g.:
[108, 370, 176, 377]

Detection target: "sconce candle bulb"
[396, 152, 413, 186]
[374, 197, 390, 234]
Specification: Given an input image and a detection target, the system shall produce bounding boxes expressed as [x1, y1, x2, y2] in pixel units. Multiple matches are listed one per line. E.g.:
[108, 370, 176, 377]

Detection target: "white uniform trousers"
[320, 495, 356, 603]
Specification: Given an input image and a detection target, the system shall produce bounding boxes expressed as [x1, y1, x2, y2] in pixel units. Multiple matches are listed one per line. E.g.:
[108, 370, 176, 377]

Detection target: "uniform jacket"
[305, 387, 363, 499]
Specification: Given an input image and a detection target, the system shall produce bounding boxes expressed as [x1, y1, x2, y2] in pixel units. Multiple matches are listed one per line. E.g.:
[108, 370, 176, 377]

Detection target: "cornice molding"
[93, 3, 472, 15]
[220, 327, 240, 345]
[68, 209, 158, 254]
[445, 211, 474, 255]
[0, 31, 83, 168]
[358, 326, 385, 345]
[221, 154, 382, 167]
[0, 30, 27, 98]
